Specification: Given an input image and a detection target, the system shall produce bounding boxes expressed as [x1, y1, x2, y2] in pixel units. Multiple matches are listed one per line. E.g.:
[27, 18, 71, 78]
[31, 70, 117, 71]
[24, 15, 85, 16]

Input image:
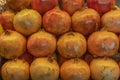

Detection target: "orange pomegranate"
[6, 0, 31, 11]
[30, 57, 59, 80]
[0, 30, 26, 59]
[90, 58, 120, 80]
[1, 59, 29, 80]
[57, 32, 86, 59]
[72, 8, 100, 35]
[13, 9, 42, 36]
[0, 10, 15, 30]
[101, 9, 120, 33]
[27, 30, 56, 57]
[43, 8, 71, 35]
[61, 0, 84, 15]
[88, 31, 119, 56]
[60, 58, 90, 80]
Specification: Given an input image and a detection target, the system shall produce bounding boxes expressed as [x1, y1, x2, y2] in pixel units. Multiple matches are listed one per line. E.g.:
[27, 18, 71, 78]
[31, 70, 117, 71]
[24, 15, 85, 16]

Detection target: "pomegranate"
[43, 8, 71, 35]
[1, 59, 29, 80]
[19, 52, 34, 64]
[61, 0, 84, 15]
[30, 57, 59, 80]
[60, 58, 90, 80]
[90, 58, 120, 80]
[101, 9, 120, 33]
[6, 0, 31, 11]
[72, 8, 100, 35]
[88, 31, 119, 57]
[0, 30, 26, 59]
[13, 9, 42, 36]
[87, 0, 116, 13]
[31, 0, 58, 15]
[27, 30, 56, 57]
[0, 10, 15, 30]
[57, 32, 86, 58]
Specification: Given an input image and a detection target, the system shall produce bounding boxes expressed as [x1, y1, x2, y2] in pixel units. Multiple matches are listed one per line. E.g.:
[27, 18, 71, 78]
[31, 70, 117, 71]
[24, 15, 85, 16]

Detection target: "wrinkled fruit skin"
[1, 59, 29, 80]
[87, 0, 116, 13]
[88, 31, 119, 57]
[27, 31, 56, 57]
[30, 57, 59, 80]
[31, 0, 58, 15]
[13, 9, 42, 36]
[0, 30, 26, 59]
[6, 0, 31, 11]
[61, 0, 84, 15]
[0, 10, 15, 30]
[57, 32, 86, 58]
[101, 9, 120, 33]
[43, 8, 71, 35]
[72, 8, 100, 35]
[90, 58, 120, 80]
[60, 59, 90, 80]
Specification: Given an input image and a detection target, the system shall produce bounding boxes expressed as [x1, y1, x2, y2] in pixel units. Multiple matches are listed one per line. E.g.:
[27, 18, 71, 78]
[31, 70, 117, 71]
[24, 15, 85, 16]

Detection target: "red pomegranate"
[6, 0, 31, 11]
[88, 31, 119, 57]
[101, 9, 120, 33]
[43, 8, 71, 35]
[72, 8, 100, 35]
[31, 0, 58, 15]
[87, 0, 116, 13]
[0, 30, 26, 59]
[0, 10, 15, 30]
[27, 30, 56, 57]
[57, 32, 86, 58]
[61, 0, 84, 15]
[19, 52, 34, 64]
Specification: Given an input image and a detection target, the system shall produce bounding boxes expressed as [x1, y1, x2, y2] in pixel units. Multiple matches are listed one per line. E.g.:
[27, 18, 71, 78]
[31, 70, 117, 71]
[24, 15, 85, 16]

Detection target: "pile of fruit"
[0, 0, 120, 80]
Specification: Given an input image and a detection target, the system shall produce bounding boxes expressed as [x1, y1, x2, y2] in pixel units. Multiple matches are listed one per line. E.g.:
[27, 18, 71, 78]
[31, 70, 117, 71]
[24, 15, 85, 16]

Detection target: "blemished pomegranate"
[60, 58, 90, 80]
[31, 0, 58, 15]
[30, 57, 59, 80]
[0, 10, 15, 30]
[43, 8, 71, 35]
[101, 9, 120, 33]
[88, 31, 119, 57]
[13, 9, 42, 36]
[57, 32, 86, 59]
[1, 59, 29, 80]
[61, 0, 84, 15]
[87, 0, 116, 13]
[90, 58, 120, 80]
[27, 30, 56, 57]
[72, 8, 100, 35]
[0, 30, 26, 59]
[6, 0, 31, 11]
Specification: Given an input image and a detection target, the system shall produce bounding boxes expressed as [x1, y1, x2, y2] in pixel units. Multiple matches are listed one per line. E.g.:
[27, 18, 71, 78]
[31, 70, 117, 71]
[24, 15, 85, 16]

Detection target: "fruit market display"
[0, 0, 120, 80]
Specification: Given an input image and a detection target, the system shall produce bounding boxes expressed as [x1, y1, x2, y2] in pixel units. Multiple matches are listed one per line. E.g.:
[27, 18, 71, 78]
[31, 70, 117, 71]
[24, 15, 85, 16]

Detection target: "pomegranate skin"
[101, 9, 120, 33]
[87, 0, 116, 13]
[88, 31, 119, 57]
[0, 30, 26, 59]
[1, 59, 29, 80]
[27, 31, 56, 57]
[61, 0, 84, 15]
[57, 32, 86, 58]
[43, 8, 71, 35]
[31, 0, 58, 15]
[72, 8, 100, 36]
